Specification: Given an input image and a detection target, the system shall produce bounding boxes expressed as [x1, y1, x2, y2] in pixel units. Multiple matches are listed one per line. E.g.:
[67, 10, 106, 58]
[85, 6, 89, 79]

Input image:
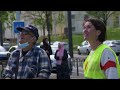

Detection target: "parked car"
[0, 46, 10, 61]
[50, 44, 72, 74]
[3, 43, 10, 51]
[52, 41, 69, 53]
[77, 41, 91, 55]
[103, 40, 120, 55]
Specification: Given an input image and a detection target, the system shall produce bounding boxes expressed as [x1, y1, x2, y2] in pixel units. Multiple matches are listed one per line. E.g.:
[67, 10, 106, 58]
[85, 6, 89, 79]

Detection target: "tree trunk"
[103, 19, 107, 27]
[46, 11, 51, 45]
[0, 22, 3, 46]
[43, 25, 45, 38]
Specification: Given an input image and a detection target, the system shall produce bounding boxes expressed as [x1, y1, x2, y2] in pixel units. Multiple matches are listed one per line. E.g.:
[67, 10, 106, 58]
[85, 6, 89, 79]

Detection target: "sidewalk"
[49, 67, 84, 79]
[70, 67, 84, 79]
[49, 73, 84, 79]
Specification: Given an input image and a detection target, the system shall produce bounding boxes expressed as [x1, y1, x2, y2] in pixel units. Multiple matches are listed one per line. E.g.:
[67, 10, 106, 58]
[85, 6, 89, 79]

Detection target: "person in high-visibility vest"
[83, 18, 120, 79]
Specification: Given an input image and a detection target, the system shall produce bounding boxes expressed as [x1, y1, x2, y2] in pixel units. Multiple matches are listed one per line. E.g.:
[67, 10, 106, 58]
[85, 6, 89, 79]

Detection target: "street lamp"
[67, 11, 73, 58]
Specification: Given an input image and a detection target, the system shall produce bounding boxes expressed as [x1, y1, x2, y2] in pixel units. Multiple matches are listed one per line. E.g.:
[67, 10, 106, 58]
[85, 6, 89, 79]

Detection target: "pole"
[76, 59, 79, 76]
[46, 11, 51, 45]
[0, 22, 3, 46]
[67, 11, 73, 58]
[16, 11, 20, 45]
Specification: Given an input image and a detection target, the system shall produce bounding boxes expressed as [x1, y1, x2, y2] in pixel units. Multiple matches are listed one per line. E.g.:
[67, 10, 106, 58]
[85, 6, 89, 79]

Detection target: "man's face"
[83, 21, 99, 42]
[19, 30, 34, 44]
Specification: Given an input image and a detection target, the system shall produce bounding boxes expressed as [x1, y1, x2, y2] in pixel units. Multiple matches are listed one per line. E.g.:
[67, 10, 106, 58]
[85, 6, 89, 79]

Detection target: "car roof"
[0, 46, 6, 52]
[53, 41, 68, 45]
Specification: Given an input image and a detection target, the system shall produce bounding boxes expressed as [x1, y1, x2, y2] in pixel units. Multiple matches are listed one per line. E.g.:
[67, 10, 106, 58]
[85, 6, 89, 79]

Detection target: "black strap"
[36, 50, 40, 77]
[15, 51, 20, 79]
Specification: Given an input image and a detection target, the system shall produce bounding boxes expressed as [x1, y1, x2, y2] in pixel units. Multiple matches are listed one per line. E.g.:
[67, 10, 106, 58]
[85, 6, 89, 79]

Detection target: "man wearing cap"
[3, 25, 51, 79]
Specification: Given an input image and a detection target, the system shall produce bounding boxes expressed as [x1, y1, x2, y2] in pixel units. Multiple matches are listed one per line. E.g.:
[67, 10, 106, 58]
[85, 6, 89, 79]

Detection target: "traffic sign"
[13, 21, 25, 33]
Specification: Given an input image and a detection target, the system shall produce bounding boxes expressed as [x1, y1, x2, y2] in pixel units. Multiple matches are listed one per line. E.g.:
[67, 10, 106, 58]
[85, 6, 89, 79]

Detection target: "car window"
[81, 41, 89, 46]
[112, 41, 120, 45]
[9, 47, 16, 52]
[103, 41, 111, 45]
[8, 45, 18, 52]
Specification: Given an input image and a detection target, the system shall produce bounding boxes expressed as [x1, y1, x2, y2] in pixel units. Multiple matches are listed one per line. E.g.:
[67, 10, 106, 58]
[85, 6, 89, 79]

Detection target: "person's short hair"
[16, 25, 39, 40]
[86, 18, 106, 42]
[43, 38, 48, 44]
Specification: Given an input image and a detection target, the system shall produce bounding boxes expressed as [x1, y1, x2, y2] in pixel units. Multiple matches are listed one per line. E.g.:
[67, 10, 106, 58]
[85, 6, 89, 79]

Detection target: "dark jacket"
[54, 49, 70, 79]
[40, 44, 52, 59]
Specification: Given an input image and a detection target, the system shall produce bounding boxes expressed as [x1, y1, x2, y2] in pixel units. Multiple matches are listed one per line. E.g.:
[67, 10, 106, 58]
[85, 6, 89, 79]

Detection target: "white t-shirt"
[101, 48, 119, 79]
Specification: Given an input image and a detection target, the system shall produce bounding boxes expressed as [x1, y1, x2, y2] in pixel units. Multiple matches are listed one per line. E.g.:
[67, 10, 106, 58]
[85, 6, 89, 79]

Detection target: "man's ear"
[97, 30, 101, 36]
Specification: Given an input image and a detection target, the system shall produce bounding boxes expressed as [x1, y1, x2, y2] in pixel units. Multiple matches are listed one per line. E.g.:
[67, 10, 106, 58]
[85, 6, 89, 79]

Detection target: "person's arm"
[3, 54, 14, 79]
[49, 45, 52, 55]
[100, 48, 119, 79]
[37, 49, 51, 79]
[54, 50, 59, 60]
[62, 49, 68, 60]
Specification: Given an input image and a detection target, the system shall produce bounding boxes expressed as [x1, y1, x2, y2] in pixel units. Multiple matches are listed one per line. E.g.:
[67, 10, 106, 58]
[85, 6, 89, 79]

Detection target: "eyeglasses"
[20, 31, 34, 37]
[20, 31, 30, 35]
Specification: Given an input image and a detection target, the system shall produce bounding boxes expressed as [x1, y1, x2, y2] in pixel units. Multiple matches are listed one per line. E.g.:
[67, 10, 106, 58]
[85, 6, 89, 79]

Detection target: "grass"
[37, 27, 120, 51]
[107, 27, 120, 40]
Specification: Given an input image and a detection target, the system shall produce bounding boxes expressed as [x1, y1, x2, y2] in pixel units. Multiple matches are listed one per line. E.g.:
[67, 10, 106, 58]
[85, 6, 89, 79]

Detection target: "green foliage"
[57, 11, 65, 24]
[107, 27, 120, 40]
[0, 11, 15, 31]
[37, 27, 120, 51]
[5, 11, 16, 29]
[86, 11, 116, 26]
[0, 11, 15, 46]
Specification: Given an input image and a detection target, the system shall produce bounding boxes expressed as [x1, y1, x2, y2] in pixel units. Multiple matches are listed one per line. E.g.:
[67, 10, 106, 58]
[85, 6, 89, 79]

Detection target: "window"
[71, 15, 75, 19]
[72, 27, 75, 31]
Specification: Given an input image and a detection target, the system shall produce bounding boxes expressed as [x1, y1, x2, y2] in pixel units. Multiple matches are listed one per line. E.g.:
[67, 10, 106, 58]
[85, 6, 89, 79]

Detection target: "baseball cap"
[16, 25, 39, 40]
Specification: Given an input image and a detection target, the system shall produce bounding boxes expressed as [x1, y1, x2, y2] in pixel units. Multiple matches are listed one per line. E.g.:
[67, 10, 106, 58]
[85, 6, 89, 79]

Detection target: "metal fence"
[0, 60, 7, 78]
[72, 58, 84, 76]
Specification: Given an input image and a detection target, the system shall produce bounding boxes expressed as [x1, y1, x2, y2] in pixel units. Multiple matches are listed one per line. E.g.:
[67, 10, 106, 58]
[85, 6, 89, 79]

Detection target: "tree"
[86, 11, 116, 26]
[5, 11, 16, 30]
[23, 11, 47, 38]
[0, 11, 15, 46]
[22, 11, 65, 40]
[57, 11, 65, 35]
